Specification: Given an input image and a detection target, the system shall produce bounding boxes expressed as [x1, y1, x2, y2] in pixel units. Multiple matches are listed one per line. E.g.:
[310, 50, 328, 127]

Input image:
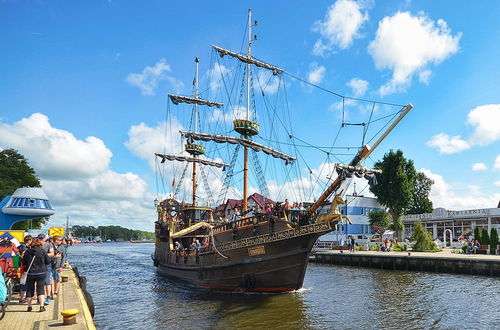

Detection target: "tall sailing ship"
[152, 9, 413, 292]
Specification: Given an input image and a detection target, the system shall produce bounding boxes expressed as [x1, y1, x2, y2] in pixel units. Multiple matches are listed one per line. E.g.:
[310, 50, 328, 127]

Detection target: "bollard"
[61, 275, 69, 283]
[61, 309, 79, 325]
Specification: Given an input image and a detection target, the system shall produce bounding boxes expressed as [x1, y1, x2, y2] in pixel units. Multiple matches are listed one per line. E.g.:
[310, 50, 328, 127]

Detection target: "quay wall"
[310, 251, 500, 277]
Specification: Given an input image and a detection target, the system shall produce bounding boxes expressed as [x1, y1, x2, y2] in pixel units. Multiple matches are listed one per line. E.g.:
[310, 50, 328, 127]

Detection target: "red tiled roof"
[215, 193, 274, 212]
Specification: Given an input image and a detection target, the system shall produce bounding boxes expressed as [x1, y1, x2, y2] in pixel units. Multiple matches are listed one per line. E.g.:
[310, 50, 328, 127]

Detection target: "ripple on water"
[69, 244, 500, 329]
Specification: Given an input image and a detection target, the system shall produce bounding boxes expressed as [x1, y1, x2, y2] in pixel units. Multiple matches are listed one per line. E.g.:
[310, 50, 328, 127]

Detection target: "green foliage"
[369, 150, 433, 239]
[355, 245, 364, 251]
[462, 244, 468, 253]
[490, 228, 499, 254]
[392, 243, 406, 251]
[474, 227, 481, 242]
[368, 210, 390, 235]
[370, 244, 379, 251]
[0, 149, 41, 199]
[411, 221, 439, 252]
[72, 225, 154, 241]
[0, 149, 48, 229]
[481, 228, 489, 245]
[407, 172, 434, 214]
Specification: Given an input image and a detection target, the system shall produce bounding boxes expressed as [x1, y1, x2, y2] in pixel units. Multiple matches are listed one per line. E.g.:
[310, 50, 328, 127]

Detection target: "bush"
[370, 244, 379, 251]
[392, 243, 406, 251]
[355, 245, 364, 251]
[461, 244, 468, 254]
[490, 228, 499, 254]
[481, 228, 490, 245]
[474, 227, 481, 243]
[411, 221, 439, 252]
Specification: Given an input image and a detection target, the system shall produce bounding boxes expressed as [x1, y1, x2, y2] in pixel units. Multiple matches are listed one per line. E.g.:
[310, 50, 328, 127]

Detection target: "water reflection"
[69, 243, 500, 329]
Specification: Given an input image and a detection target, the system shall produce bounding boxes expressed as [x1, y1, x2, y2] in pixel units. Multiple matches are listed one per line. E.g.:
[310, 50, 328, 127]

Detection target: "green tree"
[369, 150, 416, 238]
[481, 228, 490, 245]
[407, 172, 434, 214]
[368, 210, 390, 235]
[0, 149, 48, 229]
[490, 228, 498, 254]
[411, 221, 438, 252]
[474, 226, 481, 242]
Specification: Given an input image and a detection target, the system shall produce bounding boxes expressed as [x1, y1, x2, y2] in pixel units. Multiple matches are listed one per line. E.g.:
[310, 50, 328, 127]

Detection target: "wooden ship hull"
[153, 217, 335, 292]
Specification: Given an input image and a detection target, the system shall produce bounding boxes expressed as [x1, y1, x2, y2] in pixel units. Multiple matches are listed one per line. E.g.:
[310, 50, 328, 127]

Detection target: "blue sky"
[1, 0, 499, 231]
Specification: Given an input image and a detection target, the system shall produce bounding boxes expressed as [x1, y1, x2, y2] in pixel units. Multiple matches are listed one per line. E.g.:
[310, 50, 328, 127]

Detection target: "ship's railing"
[212, 213, 269, 234]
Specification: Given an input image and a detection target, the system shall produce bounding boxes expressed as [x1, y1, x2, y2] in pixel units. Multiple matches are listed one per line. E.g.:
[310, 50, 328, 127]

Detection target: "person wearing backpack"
[22, 237, 50, 312]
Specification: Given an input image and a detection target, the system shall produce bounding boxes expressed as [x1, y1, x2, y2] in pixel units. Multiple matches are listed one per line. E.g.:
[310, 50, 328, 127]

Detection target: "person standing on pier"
[22, 237, 50, 312]
[51, 236, 67, 300]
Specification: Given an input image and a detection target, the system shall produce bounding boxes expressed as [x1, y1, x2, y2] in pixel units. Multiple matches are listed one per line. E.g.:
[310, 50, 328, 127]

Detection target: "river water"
[69, 243, 499, 329]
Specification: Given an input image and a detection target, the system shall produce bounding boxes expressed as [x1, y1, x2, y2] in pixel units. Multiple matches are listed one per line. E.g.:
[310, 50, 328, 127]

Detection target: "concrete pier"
[2, 264, 95, 330]
[310, 250, 500, 276]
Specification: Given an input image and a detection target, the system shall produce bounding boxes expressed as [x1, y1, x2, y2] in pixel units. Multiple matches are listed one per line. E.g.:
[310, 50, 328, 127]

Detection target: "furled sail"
[168, 94, 223, 108]
[212, 45, 283, 75]
[155, 153, 228, 169]
[179, 131, 296, 165]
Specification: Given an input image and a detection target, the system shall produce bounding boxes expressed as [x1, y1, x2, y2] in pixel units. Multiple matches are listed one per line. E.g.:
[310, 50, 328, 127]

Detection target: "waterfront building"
[319, 194, 384, 242]
[403, 205, 500, 241]
[215, 192, 274, 218]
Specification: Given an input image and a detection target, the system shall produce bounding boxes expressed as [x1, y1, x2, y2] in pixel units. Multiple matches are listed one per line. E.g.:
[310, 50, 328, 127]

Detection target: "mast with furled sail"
[162, 57, 224, 207]
[210, 9, 289, 211]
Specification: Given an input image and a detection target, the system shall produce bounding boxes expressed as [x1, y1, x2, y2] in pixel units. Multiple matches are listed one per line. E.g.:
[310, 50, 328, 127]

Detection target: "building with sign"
[403, 206, 500, 241]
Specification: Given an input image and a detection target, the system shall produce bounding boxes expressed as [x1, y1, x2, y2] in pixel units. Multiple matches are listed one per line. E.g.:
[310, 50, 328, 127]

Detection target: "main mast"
[192, 57, 200, 206]
[243, 9, 253, 212]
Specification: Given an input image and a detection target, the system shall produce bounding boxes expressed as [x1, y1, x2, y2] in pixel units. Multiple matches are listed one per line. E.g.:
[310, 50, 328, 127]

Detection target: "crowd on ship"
[0, 233, 70, 313]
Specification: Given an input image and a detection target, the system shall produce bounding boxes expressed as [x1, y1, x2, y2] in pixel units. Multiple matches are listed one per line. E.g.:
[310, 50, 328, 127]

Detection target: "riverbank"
[2, 264, 95, 330]
[310, 249, 500, 276]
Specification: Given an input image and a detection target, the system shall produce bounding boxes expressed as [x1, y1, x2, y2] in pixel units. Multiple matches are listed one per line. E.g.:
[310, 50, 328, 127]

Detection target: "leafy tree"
[0, 149, 48, 229]
[368, 210, 390, 235]
[490, 228, 498, 254]
[407, 172, 434, 214]
[474, 226, 481, 242]
[369, 150, 416, 238]
[72, 225, 154, 241]
[481, 228, 489, 245]
[411, 221, 438, 252]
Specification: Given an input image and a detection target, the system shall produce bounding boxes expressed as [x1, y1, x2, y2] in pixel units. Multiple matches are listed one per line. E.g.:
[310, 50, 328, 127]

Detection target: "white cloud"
[125, 118, 185, 169]
[495, 155, 500, 170]
[207, 63, 230, 93]
[0, 113, 155, 231]
[494, 180, 500, 187]
[420, 168, 500, 210]
[426, 133, 470, 154]
[346, 77, 369, 96]
[418, 69, 432, 85]
[472, 162, 487, 171]
[428, 104, 500, 154]
[368, 11, 460, 95]
[208, 105, 247, 124]
[307, 63, 326, 84]
[467, 104, 500, 146]
[254, 71, 281, 95]
[312, 0, 369, 56]
[0, 113, 111, 179]
[126, 58, 183, 96]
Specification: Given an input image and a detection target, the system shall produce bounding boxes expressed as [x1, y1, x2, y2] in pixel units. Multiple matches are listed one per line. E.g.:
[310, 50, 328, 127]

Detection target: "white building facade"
[403, 207, 500, 241]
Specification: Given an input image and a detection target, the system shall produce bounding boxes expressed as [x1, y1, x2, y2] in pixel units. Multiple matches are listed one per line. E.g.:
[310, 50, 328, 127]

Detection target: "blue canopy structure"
[0, 187, 55, 230]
